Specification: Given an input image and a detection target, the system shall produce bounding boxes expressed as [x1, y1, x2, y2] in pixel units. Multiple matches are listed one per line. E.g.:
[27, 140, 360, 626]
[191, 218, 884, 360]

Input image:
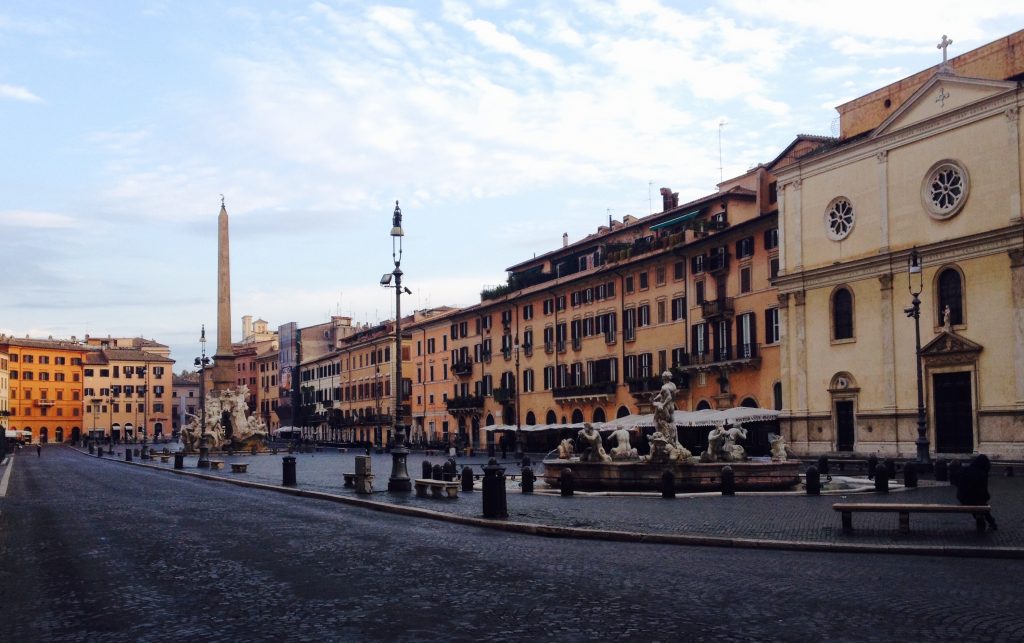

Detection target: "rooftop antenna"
[717, 119, 727, 183]
[648, 181, 653, 214]
[607, 208, 613, 226]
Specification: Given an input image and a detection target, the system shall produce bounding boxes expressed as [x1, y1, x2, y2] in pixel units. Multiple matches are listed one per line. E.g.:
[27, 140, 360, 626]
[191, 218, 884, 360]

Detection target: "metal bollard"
[560, 468, 575, 497]
[521, 466, 535, 494]
[721, 465, 735, 496]
[482, 458, 508, 519]
[443, 458, 457, 482]
[949, 459, 963, 487]
[805, 465, 821, 495]
[817, 455, 830, 477]
[282, 456, 297, 486]
[125, 449, 133, 462]
[884, 458, 896, 481]
[903, 461, 918, 488]
[88, 443, 95, 454]
[174, 452, 184, 470]
[874, 463, 889, 493]
[521, 455, 531, 468]
[867, 454, 878, 480]
[432, 464, 444, 481]
[462, 466, 475, 492]
[934, 459, 949, 481]
[661, 470, 675, 498]
[422, 460, 433, 480]
[97, 446, 103, 457]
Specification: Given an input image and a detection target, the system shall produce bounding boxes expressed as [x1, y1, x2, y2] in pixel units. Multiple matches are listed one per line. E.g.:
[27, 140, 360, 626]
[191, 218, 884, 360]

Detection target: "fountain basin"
[542, 459, 802, 492]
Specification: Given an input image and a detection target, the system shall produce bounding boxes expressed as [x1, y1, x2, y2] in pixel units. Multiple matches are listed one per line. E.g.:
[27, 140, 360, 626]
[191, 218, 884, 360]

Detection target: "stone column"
[1007, 107, 1021, 223]
[876, 150, 890, 252]
[793, 290, 808, 414]
[1011, 249, 1024, 406]
[791, 179, 803, 272]
[777, 292, 794, 442]
[878, 273, 896, 412]
[777, 187, 787, 276]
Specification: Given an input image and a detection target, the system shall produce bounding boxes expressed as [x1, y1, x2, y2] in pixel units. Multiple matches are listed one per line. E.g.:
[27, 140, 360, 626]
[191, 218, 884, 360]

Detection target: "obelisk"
[211, 198, 236, 391]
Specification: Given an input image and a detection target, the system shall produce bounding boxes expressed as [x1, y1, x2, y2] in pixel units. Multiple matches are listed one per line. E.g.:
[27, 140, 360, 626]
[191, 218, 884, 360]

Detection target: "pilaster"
[777, 186, 787, 276]
[878, 273, 897, 411]
[793, 290, 808, 414]
[1010, 248, 1024, 406]
[876, 150, 890, 252]
[1007, 107, 1022, 223]
[791, 179, 803, 272]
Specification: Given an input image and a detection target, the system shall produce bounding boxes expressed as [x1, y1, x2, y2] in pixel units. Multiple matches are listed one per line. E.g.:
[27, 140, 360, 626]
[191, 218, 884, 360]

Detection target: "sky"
[2, 1, 1023, 368]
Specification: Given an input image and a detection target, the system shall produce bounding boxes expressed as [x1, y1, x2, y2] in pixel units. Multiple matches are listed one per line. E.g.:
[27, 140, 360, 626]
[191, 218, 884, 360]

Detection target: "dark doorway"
[934, 372, 973, 453]
[835, 400, 855, 452]
[71, 427, 81, 442]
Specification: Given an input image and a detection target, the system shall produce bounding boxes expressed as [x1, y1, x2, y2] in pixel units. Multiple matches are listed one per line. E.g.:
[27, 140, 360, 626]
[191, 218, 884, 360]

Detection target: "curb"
[70, 446, 1024, 560]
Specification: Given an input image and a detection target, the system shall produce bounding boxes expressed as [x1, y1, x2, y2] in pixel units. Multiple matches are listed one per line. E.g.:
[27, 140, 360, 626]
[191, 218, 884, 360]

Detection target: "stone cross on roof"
[937, 34, 953, 67]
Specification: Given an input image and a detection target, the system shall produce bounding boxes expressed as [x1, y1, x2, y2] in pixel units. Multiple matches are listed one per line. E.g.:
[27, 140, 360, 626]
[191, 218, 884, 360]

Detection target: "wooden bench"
[230, 463, 248, 473]
[414, 478, 460, 499]
[209, 460, 224, 470]
[833, 503, 992, 534]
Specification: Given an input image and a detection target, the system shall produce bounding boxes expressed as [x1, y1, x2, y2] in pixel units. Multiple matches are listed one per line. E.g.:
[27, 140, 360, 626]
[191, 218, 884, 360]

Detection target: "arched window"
[546, 410, 557, 424]
[525, 411, 536, 425]
[832, 287, 854, 340]
[740, 397, 758, 408]
[696, 400, 712, 411]
[592, 407, 606, 423]
[937, 268, 964, 326]
[617, 406, 631, 418]
[571, 409, 584, 423]
[485, 414, 494, 426]
[773, 382, 783, 411]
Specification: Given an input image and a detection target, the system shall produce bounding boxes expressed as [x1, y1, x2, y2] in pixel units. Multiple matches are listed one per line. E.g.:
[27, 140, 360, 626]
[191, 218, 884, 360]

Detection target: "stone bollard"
[521, 466, 535, 493]
[88, 443, 95, 454]
[251, 444, 259, 455]
[482, 458, 508, 519]
[805, 465, 821, 495]
[661, 470, 675, 499]
[521, 455, 531, 468]
[462, 466, 475, 492]
[874, 463, 889, 493]
[432, 464, 444, 481]
[721, 465, 735, 496]
[934, 459, 949, 482]
[487, 442, 496, 458]
[903, 461, 918, 488]
[174, 452, 184, 470]
[560, 468, 575, 497]
[421, 460, 432, 480]
[949, 459, 963, 487]
[817, 455, 830, 477]
[125, 449, 133, 462]
[443, 458, 457, 482]
[354, 455, 373, 494]
[134, 449, 140, 457]
[97, 446, 103, 457]
[884, 458, 896, 481]
[141, 446, 149, 460]
[867, 454, 878, 480]
[282, 456, 297, 486]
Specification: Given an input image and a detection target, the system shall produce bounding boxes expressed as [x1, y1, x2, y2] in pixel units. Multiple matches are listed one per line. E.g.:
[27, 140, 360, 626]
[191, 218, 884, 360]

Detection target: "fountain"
[542, 372, 801, 492]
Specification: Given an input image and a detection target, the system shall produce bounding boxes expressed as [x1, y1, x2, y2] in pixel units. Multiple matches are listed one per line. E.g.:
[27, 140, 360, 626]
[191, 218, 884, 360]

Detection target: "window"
[937, 267, 964, 326]
[740, 267, 752, 293]
[825, 197, 855, 241]
[769, 257, 780, 280]
[692, 322, 708, 356]
[768, 181, 778, 204]
[764, 228, 779, 250]
[736, 237, 754, 259]
[832, 287, 854, 340]
[695, 281, 705, 305]
[523, 304, 533, 320]
[624, 308, 636, 341]
[523, 369, 534, 392]
[673, 260, 686, 280]
[691, 255, 705, 274]
[543, 366, 554, 390]
[656, 300, 666, 324]
[671, 296, 686, 321]
[637, 305, 650, 328]
[736, 313, 756, 358]
[655, 266, 666, 286]
[625, 276, 634, 293]
[638, 272, 649, 290]
[427, 338, 435, 354]
[556, 296, 566, 311]
[922, 159, 969, 219]
[765, 308, 780, 344]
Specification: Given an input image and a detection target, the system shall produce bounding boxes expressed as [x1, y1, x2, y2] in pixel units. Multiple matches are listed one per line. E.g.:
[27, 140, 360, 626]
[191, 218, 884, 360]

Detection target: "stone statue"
[768, 432, 788, 462]
[942, 305, 953, 331]
[179, 386, 267, 452]
[701, 424, 747, 463]
[577, 423, 611, 463]
[651, 370, 679, 445]
[557, 438, 575, 460]
[607, 427, 638, 461]
[645, 431, 691, 464]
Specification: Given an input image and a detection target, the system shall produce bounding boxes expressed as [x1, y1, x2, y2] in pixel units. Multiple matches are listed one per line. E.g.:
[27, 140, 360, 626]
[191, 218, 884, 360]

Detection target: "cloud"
[0, 83, 42, 102]
[0, 210, 78, 228]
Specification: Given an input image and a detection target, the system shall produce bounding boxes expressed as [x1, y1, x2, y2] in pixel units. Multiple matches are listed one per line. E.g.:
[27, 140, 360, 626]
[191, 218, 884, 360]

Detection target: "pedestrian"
[956, 453, 997, 530]
[37, 444, 41, 457]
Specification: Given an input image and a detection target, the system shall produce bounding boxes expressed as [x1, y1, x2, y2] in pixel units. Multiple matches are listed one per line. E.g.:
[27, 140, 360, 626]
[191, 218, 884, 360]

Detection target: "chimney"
[660, 187, 679, 212]
[562, 232, 569, 247]
[242, 315, 253, 338]
[623, 214, 638, 224]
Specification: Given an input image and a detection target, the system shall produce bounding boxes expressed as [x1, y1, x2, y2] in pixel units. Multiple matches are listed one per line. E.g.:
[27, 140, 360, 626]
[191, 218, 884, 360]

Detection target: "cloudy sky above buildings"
[2, 1, 1023, 365]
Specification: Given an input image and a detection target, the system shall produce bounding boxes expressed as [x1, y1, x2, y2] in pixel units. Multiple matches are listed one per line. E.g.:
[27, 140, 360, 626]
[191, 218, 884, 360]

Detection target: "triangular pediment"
[871, 72, 1016, 138]
[920, 330, 983, 358]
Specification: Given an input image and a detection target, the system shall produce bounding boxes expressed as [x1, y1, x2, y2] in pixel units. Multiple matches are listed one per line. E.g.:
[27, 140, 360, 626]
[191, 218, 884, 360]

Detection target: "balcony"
[701, 297, 735, 320]
[452, 360, 473, 377]
[676, 343, 761, 373]
[354, 414, 392, 426]
[446, 395, 484, 413]
[627, 373, 689, 397]
[34, 399, 56, 407]
[493, 387, 515, 404]
[706, 251, 730, 273]
[552, 381, 616, 402]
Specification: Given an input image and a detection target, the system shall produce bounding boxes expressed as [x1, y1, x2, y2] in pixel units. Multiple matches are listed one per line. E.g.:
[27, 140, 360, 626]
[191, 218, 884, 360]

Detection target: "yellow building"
[1, 348, 9, 437]
[407, 307, 460, 447]
[0, 335, 88, 444]
[83, 346, 175, 441]
[255, 343, 280, 432]
[775, 31, 1024, 459]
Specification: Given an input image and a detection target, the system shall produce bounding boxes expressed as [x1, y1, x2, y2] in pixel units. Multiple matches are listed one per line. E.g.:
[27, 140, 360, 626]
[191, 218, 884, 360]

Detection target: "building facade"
[83, 347, 175, 441]
[775, 32, 1024, 459]
[172, 372, 200, 436]
[0, 336, 88, 444]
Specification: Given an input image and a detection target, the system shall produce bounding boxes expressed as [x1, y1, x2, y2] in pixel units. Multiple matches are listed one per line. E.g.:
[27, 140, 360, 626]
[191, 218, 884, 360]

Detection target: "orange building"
[0, 336, 88, 444]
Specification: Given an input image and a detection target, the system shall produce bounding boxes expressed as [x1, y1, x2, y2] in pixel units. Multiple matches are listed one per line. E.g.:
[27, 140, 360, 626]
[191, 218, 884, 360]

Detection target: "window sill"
[830, 337, 856, 346]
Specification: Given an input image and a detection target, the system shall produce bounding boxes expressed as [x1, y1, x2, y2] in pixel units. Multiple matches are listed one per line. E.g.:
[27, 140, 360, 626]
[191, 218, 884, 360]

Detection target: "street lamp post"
[195, 325, 212, 468]
[904, 248, 931, 468]
[383, 200, 411, 492]
[513, 334, 523, 458]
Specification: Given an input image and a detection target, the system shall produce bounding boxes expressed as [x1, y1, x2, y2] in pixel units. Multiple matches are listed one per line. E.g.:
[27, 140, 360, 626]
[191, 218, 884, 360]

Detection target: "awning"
[649, 209, 701, 231]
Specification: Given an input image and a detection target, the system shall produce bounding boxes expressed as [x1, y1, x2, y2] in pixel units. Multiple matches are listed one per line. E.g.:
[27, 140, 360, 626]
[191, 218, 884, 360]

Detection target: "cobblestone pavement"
[3, 448, 1024, 642]
[92, 446, 1024, 551]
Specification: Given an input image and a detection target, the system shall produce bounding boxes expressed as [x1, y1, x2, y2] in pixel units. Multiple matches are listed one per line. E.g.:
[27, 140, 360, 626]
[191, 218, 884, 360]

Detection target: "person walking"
[957, 453, 997, 531]
[36, 444, 41, 457]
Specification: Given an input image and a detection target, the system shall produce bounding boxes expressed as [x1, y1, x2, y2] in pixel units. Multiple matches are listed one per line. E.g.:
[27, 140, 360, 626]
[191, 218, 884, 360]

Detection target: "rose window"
[922, 160, 969, 219]
[824, 197, 854, 241]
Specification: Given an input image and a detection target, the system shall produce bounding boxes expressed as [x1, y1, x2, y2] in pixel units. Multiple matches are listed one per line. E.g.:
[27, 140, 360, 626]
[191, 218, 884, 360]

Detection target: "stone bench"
[160, 455, 170, 463]
[231, 463, 248, 473]
[343, 473, 357, 487]
[833, 502, 992, 534]
[414, 478, 460, 499]
[209, 460, 225, 470]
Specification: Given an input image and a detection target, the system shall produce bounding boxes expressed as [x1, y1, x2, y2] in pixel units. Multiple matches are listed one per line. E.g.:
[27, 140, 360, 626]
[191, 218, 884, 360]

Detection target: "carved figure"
[608, 427, 638, 461]
[178, 387, 267, 452]
[702, 424, 746, 462]
[651, 370, 679, 445]
[577, 423, 611, 463]
[768, 432, 788, 462]
[557, 438, 575, 460]
[647, 430, 691, 464]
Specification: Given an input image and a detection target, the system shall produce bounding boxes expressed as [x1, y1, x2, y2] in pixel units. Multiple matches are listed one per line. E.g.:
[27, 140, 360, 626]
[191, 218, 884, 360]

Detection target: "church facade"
[774, 33, 1024, 459]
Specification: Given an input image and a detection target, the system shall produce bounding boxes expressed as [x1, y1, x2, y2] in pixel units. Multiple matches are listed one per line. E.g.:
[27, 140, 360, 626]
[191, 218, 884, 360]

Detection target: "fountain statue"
[607, 427, 638, 460]
[180, 386, 267, 452]
[701, 424, 747, 463]
[768, 432, 788, 462]
[577, 423, 611, 463]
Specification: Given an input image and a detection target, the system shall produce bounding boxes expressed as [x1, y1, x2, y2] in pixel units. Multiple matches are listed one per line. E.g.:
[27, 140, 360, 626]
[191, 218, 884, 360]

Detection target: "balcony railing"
[493, 387, 515, 404]
[706, 251, 730, 273]
[677, 344, 761, 371]
[701, 297, 735, 320]
[445, 395, 484, 411]
[452, 360, 473, 377]
[552, 381, 616, 399]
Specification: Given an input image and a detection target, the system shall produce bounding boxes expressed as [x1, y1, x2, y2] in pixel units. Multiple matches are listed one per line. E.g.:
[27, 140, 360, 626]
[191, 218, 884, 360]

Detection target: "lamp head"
[908, 247, 923, 295]
[390, 200, 404, 237]
[380, 273, 393, 286]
